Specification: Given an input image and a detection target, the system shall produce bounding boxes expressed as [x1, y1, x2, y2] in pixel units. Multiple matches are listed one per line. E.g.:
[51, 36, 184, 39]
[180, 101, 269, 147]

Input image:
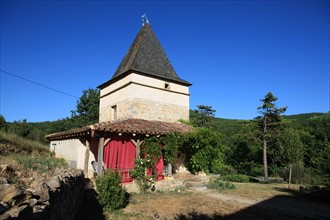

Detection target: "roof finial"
[141, 13, 149, 26]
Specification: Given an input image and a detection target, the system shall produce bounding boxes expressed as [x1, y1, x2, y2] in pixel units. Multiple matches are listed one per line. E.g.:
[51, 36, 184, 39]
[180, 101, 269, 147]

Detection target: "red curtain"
[147, 156, 164, 181]
[103, 137, 136, 182]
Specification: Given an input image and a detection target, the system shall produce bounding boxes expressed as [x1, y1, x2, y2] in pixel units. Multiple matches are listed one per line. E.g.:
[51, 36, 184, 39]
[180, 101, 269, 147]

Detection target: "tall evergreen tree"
[257, 92, 287, 181]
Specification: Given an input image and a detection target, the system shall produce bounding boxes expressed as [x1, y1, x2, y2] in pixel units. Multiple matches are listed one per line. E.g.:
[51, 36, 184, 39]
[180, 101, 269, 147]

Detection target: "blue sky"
[1, 0, 329, 122]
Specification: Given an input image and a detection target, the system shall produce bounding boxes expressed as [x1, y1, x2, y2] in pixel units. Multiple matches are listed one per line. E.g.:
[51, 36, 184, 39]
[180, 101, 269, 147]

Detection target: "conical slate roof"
[98, 23, 191, 88]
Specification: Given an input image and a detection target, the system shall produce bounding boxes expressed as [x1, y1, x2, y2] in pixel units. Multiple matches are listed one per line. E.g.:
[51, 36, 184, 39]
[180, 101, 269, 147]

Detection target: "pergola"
[46, 118, 191, 176]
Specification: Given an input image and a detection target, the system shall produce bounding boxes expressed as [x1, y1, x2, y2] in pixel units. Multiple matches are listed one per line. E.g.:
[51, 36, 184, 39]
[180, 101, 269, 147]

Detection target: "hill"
[0, 131, 67, 186]
[284, 112, 326, 125]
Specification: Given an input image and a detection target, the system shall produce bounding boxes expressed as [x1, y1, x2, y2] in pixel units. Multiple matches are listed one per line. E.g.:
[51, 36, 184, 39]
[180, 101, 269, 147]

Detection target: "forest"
[0, 88, 329, 186]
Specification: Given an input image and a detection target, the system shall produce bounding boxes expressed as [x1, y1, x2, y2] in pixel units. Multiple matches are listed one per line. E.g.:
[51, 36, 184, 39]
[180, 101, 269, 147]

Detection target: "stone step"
[183, 176, 212, 188]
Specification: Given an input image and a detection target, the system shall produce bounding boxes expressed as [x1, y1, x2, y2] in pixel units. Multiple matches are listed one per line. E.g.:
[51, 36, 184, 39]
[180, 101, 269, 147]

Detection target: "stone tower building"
[97, 23, 191, 123]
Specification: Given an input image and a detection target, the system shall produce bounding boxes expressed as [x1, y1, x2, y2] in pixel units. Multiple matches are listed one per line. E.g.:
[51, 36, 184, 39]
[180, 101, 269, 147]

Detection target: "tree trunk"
[263, 138, 268, 182]
[263, 115, 269, 182]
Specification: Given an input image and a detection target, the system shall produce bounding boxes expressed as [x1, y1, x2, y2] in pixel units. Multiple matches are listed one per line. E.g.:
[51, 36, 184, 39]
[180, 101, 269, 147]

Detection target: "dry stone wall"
[0, 168, 85, 220]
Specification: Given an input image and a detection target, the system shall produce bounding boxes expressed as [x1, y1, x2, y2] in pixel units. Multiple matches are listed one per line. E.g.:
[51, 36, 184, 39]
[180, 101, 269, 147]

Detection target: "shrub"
[217, 165, 237, 176]
[278, 163, 326, 185]
[207, 178, 236, 190]
[222, 174, 250, 183]
[96, 171, 127, 212]
[237, 161, 263, 176]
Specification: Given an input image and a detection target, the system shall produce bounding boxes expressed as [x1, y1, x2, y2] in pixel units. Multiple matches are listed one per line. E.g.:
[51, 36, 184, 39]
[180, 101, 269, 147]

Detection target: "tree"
[8, 119, 31, 138]
[0, 115, 7, 132]
[192, 105, 216, 127]
[182, 127, 226, 174]
[257, 92, 287, 181]
[71, 88, 100, 127]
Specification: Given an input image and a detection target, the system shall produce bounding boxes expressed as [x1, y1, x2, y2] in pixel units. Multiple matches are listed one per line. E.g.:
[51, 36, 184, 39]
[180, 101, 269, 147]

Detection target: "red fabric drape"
[156, 155, 164, 181]
[147, 156, 164, 181]
[103, 137, 136, 182]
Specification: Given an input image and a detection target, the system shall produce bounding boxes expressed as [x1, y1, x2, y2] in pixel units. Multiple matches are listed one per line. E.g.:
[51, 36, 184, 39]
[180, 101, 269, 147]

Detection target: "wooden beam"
[104, 138, 111, 147]
[131, 139, 143, 159]
[84, 139, 90, 177]
[97, 137, 105, 175]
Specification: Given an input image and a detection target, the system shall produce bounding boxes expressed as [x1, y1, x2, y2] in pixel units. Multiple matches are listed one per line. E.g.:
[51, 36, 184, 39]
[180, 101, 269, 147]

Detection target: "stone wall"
[130, 98, 189, 122]
[100, 98, 189, 123]
[0, 168, 85, 220]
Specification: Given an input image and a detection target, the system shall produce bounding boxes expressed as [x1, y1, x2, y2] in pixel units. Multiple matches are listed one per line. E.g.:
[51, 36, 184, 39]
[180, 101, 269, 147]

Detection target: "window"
[164, 83, 170, 90]
[111, 105, 117, 120]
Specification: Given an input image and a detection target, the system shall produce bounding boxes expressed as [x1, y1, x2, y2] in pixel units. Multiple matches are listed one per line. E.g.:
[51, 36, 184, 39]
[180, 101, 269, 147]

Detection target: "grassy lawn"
[219, 182, 300, 199]
[104, 183, 310, 220]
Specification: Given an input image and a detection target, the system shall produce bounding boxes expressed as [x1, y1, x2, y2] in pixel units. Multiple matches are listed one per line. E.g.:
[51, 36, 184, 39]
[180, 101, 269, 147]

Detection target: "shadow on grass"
[175, 195, 330, 220]
[274, 186, 330, 204]
[175, 210, 223, 220]
[273, 186, 301, 196]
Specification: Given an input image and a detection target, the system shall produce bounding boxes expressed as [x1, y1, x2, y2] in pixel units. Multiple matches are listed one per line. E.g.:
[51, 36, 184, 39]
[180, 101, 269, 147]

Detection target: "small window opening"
[164, 83, 170, 90]
[111, 105, 117, 120]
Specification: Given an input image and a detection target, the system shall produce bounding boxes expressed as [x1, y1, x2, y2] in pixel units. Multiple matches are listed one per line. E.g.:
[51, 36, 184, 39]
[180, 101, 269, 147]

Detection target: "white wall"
[50, 139, 96, 178]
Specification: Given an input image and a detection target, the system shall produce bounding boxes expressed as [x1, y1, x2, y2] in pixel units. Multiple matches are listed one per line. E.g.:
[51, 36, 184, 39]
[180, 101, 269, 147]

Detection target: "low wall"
[0, 168, 85, 220]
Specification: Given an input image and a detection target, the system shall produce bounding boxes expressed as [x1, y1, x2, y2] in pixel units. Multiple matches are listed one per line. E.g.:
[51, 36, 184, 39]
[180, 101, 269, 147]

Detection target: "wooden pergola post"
[97, 137, 105, 175]
[83, 139, 90, 177]
[131, 138, 143, 159]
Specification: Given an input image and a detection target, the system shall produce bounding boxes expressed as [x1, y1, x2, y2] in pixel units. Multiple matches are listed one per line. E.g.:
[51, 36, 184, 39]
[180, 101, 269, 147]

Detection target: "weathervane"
[141, 13, 149, 26]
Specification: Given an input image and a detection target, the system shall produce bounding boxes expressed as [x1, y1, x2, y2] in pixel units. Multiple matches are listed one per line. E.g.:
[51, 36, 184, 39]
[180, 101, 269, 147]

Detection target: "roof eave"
[97, 69, 192, 89]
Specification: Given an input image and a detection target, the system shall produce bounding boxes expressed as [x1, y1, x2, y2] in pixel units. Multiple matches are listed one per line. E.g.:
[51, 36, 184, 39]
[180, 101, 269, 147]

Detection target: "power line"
[0, 69, 79, 99]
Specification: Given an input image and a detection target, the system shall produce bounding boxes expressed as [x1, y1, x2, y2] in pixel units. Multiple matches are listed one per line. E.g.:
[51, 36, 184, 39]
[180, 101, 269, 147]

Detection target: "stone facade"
[0, 168, 85, 220]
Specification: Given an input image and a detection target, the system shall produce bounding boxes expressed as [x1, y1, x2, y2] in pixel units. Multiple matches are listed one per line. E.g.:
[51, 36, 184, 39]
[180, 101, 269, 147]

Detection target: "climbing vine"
[131, 155, 154, 193]
[131, 134, 185, 192]
[160, 133, 183, 164]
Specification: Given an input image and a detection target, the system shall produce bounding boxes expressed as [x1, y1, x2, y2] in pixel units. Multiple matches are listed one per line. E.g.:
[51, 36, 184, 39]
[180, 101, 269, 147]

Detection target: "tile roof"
[98, 23, 191, 89]
[45, 118, 192, 140]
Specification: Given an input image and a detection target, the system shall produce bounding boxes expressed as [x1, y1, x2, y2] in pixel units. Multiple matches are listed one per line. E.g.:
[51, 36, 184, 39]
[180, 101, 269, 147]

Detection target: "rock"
[0, 202, 8, 215]
[0, 212, 10, 220]
[19, 177, 34, 187]
[176, 165, 190, 174]
[0, 184, 24, 203]
[34, 183, 49, 203]
[0, 178, 7, 184]
[6, 205, 32, 220]
[30, 178, 46, 190]
[19, 198, 38, 208]
[14, 171, 22, 177]
[0, 165, 8, 174]
[46, 176, 61, 190]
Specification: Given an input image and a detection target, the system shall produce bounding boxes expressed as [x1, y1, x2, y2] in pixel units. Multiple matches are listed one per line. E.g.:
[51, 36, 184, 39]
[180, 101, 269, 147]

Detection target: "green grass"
[0, 131, 49, 154]
[0, 131, 68, 185]
[207, 178, 236, 190]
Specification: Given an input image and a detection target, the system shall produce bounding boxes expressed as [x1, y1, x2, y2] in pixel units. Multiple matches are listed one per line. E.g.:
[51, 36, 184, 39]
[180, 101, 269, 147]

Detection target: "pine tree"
[257, 92, 287, 181]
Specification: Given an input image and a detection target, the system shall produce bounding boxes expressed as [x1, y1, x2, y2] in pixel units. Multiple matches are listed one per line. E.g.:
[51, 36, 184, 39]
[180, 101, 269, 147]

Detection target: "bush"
[237, 161, 263, 176]
[217, 165, 237, 176]
[222, 174, 250, 183]
[278, 163, 326, 185]
[207, 178, 236, 190]
[96, 171, 127, 212]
